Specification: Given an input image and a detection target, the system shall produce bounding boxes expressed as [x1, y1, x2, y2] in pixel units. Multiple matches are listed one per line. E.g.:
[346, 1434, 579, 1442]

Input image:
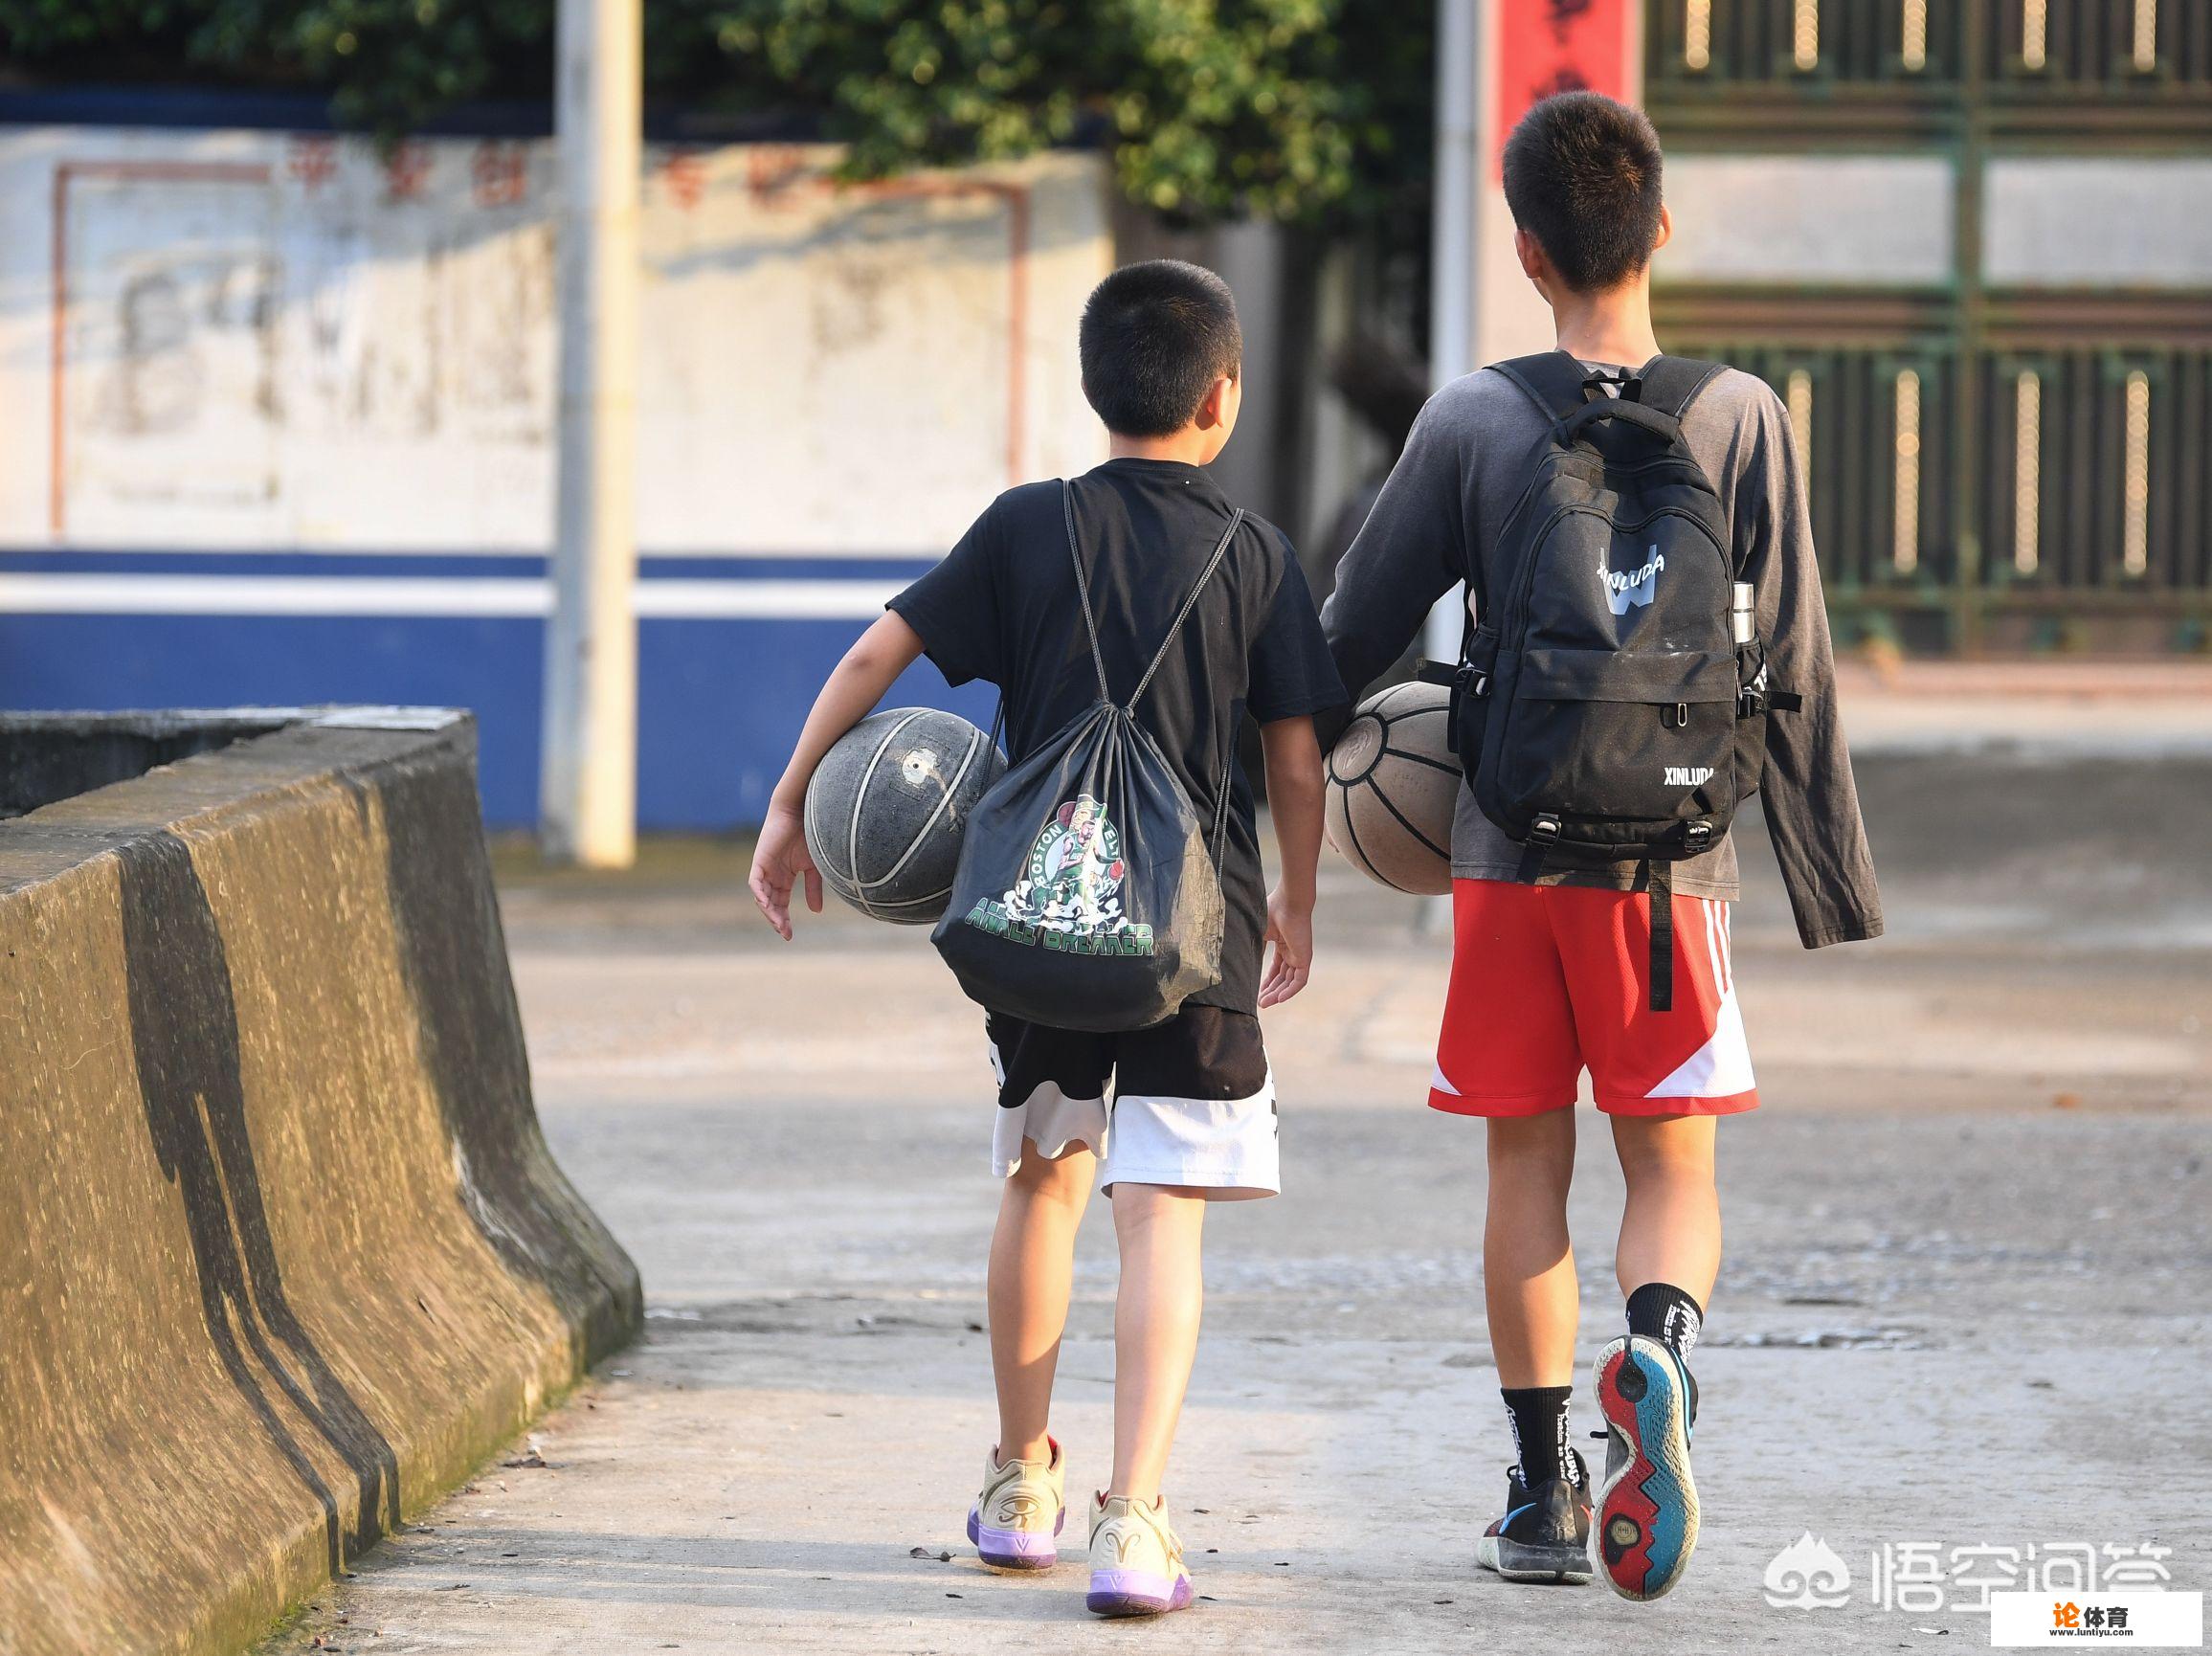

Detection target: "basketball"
[1324, 681, 1459, 895]
[804, 707, 1005, 924]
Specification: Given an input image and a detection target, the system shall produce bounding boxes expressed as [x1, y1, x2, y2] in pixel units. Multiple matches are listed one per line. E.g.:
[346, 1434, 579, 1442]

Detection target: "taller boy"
[1323, 94, 1882, 1600]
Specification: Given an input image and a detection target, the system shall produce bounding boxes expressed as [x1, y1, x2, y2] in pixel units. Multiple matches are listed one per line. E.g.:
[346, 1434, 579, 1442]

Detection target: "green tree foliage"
[0, 0, 1429, 226]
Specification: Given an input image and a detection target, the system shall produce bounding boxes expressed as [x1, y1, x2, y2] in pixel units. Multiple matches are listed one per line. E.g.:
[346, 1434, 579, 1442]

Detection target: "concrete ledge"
[0, 710, 642, 1654]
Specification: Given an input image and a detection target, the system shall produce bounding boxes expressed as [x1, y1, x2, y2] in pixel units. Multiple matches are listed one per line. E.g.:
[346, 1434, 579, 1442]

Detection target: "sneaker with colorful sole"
[966, 1439, 1066, 1571]
[1592, 1333, 1700, 1601]
[1085, 1492, 1193, 1618]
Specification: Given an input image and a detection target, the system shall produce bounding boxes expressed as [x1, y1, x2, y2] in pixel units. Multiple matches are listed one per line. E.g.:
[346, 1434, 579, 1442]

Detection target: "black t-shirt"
[888, 458, 1346, 1015]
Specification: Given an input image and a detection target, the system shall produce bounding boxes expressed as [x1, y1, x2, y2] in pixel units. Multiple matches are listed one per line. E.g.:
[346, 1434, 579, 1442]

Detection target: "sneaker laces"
[1507, 1447, 1591, 1492]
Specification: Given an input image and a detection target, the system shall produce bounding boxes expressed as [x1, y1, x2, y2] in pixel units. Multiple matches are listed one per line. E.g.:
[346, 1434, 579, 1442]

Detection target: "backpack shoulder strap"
[1632, 356, 1726, 421]
[1125, 505, 1245, 715]
[1061, 480, 1114, 705]
[1487, 350, 1595, 424]
[1067, 478, 1245, 718]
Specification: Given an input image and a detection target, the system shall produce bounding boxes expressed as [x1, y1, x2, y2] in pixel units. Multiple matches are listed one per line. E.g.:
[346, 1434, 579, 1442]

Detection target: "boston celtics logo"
[961, 794, 1156, 956]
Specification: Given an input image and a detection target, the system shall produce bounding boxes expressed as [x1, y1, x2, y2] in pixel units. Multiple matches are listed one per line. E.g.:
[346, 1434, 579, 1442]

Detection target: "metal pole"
[1951, 0, 1989, 654]
[541, 0, 642, 867]
[1426, 0, 1481, 664]
[1415, 0, 1483, 937]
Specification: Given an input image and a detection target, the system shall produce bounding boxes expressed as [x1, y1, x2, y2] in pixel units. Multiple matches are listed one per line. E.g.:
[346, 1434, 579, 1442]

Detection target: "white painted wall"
[1657, 153, 2212, 293]
[1985, 157, 2212, 288]
[0, 130, 1111, 553]
[1658, 154, 1955, 286]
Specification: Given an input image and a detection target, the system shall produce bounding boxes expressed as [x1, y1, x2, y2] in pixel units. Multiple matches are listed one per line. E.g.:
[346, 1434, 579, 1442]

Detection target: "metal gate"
[1645, 0, 2212, 651]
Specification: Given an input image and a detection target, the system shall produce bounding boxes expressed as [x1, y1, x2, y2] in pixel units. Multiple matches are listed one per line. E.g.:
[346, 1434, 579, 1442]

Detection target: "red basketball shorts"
[1429, 879, 1758, 1119]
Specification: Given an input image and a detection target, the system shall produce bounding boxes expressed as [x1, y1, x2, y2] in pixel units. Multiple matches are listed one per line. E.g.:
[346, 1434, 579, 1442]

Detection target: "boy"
[749, 259, 1343, 1618]
[1321, 94, 1881, 1600]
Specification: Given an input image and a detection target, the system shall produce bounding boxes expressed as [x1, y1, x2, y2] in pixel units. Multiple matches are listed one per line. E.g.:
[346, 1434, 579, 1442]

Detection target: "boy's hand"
[748, 612, 927, 938]
[749, 801, 822, 940]
[1259, 884, 1313, 1008]
[1256, 715, 1325, 1009]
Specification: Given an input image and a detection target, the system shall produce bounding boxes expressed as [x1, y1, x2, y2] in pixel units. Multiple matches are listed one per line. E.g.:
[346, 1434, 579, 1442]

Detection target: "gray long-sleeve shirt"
[1320, 358, 1884, 949]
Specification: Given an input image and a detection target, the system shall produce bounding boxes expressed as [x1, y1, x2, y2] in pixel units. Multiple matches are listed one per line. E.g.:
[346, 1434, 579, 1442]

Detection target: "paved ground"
[267, 705, 2212, 1656]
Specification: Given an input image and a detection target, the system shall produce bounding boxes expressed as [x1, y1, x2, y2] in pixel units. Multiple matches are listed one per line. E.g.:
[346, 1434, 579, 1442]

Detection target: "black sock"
[1501, 1386, 1576, 1488]
[1626, 1282, 1705, 1357]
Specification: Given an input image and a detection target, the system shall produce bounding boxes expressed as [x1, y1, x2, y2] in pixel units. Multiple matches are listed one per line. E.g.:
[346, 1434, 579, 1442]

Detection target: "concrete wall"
[0, 709, 640, 1654]
[0, 131, 1114, 826]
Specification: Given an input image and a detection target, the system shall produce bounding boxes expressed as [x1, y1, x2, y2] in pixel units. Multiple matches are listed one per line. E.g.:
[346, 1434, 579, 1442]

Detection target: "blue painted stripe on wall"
[0, 612, 992, 829]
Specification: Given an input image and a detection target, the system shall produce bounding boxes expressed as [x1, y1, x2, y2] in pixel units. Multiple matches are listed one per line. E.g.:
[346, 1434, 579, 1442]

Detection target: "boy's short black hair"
[1502, 92, 1665, 294]
[1079, 260, 1242, 437]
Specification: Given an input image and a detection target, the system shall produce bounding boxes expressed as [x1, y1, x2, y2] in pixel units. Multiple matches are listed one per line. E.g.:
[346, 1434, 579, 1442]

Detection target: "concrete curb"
[0, 710, 642, 1655]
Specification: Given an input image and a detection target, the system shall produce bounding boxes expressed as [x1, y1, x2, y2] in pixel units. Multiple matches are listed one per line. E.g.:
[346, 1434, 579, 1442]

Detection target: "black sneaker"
[1474, 1447, 1592, 1584]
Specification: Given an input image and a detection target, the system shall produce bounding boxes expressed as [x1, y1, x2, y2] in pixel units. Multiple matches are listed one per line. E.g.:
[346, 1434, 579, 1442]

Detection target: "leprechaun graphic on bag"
[964, 794, 1156, 955]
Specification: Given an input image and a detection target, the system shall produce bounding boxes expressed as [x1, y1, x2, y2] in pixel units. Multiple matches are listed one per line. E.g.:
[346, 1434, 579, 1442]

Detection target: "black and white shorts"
[986, 1005, 1279, 1198]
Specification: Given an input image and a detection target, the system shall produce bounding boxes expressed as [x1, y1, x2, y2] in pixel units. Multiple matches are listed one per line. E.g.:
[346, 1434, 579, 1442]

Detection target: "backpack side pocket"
[1730, 638, 1774, 805]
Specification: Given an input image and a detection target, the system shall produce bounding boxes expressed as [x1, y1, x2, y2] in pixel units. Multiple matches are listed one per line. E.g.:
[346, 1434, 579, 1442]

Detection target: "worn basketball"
[803, 708, 1005, 924]
[1324, 681, 1459, 895]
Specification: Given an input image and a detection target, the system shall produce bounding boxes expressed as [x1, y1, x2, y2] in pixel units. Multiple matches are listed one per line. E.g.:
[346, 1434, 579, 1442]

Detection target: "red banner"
[1493, 0, 1632, 180]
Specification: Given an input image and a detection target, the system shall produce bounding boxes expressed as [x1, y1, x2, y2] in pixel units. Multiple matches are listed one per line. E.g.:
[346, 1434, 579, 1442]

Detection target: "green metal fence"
[1646, 0, 2212, 113]
[1645, 0, 2211, 650]
[1657, 338, 2212, 645]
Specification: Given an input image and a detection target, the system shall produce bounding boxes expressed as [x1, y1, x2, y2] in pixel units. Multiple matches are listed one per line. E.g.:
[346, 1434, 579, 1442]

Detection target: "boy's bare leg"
[1592, 1112, 1717, 1603]
[1107, 1183, 1208, 1501]
[988, 1137, 1097, 1463]
[1610, 1113, 1721, 1304]
[1484, 1112, 1580, 1386]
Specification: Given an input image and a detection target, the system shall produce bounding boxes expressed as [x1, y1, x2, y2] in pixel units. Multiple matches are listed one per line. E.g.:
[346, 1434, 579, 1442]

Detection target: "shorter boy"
[751, 259, 1343, 1617]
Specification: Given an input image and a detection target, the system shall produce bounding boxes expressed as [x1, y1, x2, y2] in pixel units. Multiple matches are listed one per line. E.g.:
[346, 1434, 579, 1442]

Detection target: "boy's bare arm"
[748, 611, 927, 939]
[1257, 715, 1325, 1008]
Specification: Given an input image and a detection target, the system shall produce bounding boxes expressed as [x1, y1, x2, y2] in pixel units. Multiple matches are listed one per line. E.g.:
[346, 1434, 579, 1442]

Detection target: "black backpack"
[932, 482, 1237, 1032]
[1424, 352, 1797, 1010]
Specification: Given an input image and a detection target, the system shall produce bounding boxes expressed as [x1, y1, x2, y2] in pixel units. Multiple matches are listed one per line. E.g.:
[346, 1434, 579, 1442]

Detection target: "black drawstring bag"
[931, 482, 1239, 1033]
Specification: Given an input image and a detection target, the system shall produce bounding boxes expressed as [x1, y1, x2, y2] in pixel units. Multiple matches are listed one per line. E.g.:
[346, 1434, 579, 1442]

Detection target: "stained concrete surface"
[0, 716, 637, 1656]
[268, 701, 2212, 1655]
